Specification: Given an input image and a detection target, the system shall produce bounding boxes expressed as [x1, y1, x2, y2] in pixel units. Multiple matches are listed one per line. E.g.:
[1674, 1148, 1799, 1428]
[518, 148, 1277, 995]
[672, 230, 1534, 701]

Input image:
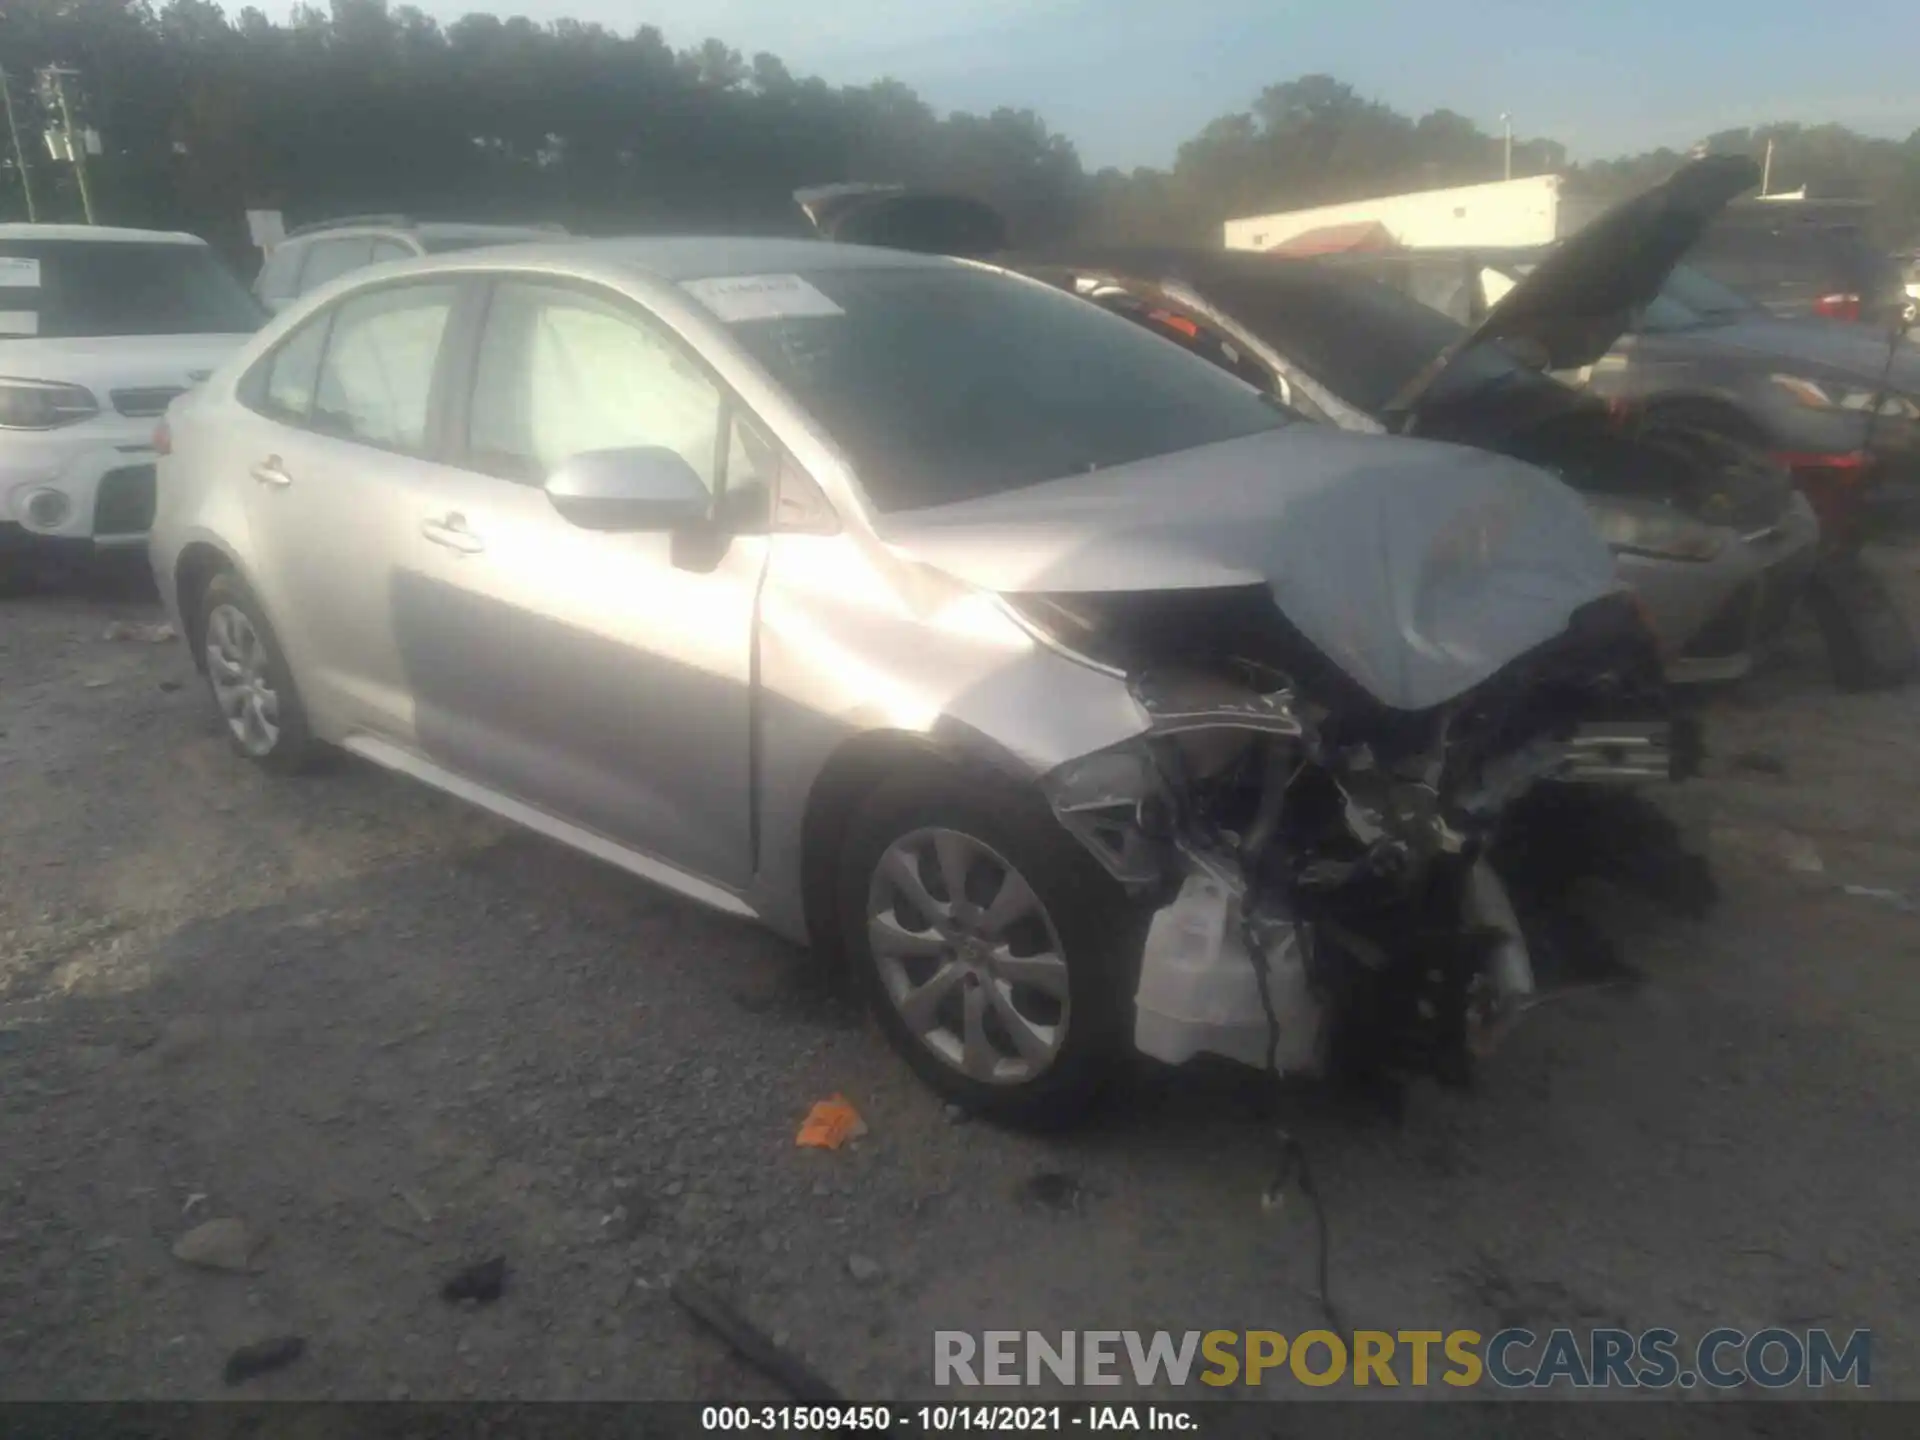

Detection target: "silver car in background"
[150, 237, 1675, 1124]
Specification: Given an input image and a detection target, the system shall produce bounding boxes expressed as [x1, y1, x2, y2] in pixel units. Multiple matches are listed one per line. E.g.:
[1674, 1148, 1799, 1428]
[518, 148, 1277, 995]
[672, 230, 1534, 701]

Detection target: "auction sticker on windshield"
[0, 256, 41, 288]
[682, 273, 844, 323]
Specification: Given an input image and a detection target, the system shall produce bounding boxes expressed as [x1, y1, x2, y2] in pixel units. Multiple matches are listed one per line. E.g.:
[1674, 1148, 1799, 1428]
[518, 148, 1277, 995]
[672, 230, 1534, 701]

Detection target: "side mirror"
[543, 446, 712, 532]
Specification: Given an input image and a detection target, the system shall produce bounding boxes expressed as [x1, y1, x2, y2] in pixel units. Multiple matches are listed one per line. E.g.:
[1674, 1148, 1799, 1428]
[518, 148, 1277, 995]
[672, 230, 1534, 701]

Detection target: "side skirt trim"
[340, 734, 759, 921]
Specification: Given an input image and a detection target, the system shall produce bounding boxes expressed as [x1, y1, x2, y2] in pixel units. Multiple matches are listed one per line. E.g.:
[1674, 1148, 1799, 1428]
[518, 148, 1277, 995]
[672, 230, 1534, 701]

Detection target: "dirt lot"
[2, 549, 1918, 1408]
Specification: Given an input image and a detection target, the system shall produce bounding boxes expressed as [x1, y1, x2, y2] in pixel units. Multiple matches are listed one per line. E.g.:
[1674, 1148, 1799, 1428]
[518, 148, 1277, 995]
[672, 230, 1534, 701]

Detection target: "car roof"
[0, 223, 203, 245]
[410, 222, 560, 240]
[408, 234, 955, 284]
[286, 221, 560, 242]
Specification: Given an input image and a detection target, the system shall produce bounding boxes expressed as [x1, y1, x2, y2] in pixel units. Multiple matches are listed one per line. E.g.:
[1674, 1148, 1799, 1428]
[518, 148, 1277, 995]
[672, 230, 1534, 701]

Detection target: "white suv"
[252, 216, 567, 315]
[0, 224, 262, 582]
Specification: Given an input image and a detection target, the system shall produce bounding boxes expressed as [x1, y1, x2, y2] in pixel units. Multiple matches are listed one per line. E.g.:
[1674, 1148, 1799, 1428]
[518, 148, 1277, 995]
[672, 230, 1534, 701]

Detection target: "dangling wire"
[1242, 907, 1348, 1339]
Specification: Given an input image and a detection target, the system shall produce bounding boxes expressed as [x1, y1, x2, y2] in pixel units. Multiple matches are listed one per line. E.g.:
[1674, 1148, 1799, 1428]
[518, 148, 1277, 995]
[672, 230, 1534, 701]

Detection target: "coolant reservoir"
[1133, 873, 1321, 1074]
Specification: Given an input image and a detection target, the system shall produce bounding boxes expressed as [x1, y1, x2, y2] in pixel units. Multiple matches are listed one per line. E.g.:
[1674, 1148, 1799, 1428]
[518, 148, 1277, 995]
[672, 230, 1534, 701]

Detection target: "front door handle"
[250, 457, 293, 488]
[421, 513, 485, 555]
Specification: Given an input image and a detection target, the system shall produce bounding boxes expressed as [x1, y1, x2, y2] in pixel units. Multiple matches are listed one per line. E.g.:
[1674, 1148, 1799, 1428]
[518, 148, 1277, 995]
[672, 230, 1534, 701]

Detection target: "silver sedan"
[151, 236, 1668, 1124]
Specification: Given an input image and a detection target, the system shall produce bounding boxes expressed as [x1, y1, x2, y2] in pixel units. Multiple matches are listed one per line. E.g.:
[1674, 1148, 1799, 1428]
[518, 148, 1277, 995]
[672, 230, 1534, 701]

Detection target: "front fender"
[745, 532, 1151, 943]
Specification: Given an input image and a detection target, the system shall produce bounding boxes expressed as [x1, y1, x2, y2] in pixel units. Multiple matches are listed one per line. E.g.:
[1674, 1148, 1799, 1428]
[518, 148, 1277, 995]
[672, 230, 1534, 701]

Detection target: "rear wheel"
[836, 762, 1145, 1128]
[198, 571, 320, 772]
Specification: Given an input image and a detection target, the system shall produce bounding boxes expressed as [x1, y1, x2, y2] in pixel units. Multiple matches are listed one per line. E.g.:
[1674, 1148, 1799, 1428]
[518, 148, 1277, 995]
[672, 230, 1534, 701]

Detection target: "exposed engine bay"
[1022, 585, 1691, 1104]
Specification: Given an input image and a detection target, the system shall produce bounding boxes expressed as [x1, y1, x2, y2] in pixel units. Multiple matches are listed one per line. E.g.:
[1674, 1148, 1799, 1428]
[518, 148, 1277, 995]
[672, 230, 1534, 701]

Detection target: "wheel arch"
[795, 720, 1040, 965]
[173, 539, 244, 674]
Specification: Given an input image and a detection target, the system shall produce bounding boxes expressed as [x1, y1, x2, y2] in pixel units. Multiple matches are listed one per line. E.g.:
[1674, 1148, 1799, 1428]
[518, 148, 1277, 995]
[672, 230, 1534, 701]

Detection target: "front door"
[389, 277, 772, 889]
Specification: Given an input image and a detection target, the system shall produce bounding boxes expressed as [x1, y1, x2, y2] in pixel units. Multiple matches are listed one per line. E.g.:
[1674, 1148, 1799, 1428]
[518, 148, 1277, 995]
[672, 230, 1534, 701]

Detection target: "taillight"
[1777, 450, 1876, 540]
[1148, 309, 1201, 340]
[1777, 449, 1874, 478]
[153, 418, 171, 456]
[1813, 292, 1862, 322]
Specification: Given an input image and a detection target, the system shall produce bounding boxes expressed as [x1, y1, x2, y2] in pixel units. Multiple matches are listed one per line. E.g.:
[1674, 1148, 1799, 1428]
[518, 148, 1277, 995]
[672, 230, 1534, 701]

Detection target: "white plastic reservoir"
[1132, 872, 1322, 1073]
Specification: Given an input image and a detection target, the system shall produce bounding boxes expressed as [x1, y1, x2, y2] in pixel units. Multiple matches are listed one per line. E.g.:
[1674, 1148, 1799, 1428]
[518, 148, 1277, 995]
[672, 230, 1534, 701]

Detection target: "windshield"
[0, 239, 264, 338]
[715, 265, 1291, 512]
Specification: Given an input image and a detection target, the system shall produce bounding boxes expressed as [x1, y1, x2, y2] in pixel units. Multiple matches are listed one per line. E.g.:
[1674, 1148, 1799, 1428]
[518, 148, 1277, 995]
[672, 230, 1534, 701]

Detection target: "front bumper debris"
[1040, 592, 1680, 1093]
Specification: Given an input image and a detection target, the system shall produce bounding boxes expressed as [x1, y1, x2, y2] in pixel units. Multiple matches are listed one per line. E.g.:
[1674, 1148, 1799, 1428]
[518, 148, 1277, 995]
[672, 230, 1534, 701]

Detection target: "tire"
[1803, 550, 1918, 692]
[836, 760, 1146, 1129]
[0, 555, 34, 598]
[197, 571, 321, 772]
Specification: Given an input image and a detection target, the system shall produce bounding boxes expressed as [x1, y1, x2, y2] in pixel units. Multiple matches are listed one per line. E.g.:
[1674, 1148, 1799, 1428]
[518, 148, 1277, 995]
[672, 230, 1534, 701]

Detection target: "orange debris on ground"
[795, 1095, 869, 1150]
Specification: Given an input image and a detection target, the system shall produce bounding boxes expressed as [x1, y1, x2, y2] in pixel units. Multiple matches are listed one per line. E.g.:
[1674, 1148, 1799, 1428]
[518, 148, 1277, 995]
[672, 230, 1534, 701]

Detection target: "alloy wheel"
[865, 826, 1071, 1085]
[205, 602, 281, 757]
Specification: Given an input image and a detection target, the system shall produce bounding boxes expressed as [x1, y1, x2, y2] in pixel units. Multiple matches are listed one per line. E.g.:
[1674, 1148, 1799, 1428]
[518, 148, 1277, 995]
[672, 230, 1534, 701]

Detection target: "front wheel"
[837, 763, 1146, 1128]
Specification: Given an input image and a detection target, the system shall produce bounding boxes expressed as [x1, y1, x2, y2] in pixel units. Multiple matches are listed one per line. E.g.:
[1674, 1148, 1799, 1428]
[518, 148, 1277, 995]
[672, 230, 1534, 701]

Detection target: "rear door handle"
[421, 513, 485, 555]
[250, 457, 293, 488]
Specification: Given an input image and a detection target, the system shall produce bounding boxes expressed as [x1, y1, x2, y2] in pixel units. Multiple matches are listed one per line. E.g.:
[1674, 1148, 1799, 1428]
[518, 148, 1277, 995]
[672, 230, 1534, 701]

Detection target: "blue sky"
[393, 0, 1917, 170]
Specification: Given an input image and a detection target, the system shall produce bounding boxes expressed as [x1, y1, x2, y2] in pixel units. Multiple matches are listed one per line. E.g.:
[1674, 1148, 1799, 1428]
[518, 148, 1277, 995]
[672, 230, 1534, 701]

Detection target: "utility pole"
[39, 65, 93, 224]
[1760, 138, 1774, 197]
[1500, 113, 1513, 181]
[0, 66, 35, 221]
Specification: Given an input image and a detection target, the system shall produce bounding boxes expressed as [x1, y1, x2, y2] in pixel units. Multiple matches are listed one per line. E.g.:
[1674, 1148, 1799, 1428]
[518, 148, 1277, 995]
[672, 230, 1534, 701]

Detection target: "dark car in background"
[1332, 247, 1920, 548]
[1692, 199, 1910, 327]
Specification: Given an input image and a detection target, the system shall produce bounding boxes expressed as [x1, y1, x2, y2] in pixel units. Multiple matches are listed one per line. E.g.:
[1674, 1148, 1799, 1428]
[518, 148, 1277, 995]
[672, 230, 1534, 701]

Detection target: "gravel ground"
[1, 548, 1918, 1408]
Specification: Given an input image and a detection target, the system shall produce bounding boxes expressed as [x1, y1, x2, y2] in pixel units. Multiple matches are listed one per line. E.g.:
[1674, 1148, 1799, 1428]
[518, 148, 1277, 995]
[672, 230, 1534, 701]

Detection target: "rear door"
[386, 276, 771, 887]
[233, 278, 466, 742]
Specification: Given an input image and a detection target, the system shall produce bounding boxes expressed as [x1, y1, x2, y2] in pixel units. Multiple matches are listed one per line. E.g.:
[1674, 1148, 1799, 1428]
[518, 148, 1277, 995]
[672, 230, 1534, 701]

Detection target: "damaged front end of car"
[1021, 584, 1687, 1098]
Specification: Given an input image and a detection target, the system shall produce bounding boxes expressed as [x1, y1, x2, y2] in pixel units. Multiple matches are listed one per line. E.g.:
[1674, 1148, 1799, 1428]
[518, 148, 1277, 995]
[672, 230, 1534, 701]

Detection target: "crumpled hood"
[874, 425, 1622, 712]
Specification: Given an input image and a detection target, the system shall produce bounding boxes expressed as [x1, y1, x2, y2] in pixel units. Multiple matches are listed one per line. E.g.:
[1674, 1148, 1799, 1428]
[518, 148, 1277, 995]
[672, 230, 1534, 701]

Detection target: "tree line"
[2, 0, 1916, 270]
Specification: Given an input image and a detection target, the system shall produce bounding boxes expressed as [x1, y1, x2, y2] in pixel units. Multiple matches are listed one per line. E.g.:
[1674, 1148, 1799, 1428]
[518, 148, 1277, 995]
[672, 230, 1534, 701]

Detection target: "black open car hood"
[1384, 155, 1761, 416]
[792, 184, 1008, 258]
